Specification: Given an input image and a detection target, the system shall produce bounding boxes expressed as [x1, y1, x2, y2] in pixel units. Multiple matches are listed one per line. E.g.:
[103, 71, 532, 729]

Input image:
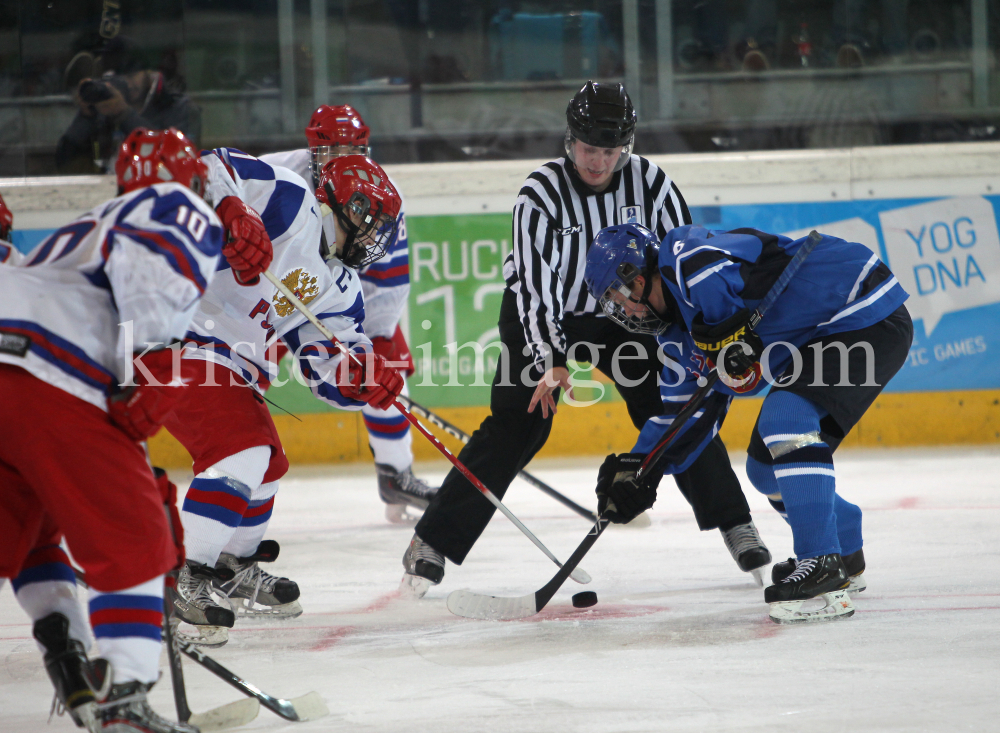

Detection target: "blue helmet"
[584, 223, 668, 335]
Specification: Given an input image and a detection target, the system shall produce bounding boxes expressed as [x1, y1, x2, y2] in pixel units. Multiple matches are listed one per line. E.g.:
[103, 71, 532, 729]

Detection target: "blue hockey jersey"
[632, 225, 909, 473]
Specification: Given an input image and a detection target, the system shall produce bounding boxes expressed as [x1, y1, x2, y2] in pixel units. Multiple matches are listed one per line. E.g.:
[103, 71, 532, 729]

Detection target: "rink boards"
[2, 141, 999, 466]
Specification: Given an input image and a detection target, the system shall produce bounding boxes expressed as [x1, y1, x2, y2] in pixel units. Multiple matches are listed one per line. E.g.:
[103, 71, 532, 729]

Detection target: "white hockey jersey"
[259, 148, 409, 339]
[0, 183, 223, 410]
[194, 147, 371, 410]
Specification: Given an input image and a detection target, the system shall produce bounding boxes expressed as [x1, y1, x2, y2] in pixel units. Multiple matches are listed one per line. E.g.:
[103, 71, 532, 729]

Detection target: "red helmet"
[305, 105, 371, 185]
[0, 192, 12, 241]
[114, 127, 208, 197]
[305, 105, 370, 149]
[316, 155, 400, 269]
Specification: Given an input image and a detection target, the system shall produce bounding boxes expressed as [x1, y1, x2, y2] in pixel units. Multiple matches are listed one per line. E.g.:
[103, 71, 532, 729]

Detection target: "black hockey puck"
[572, 591, 598, 608]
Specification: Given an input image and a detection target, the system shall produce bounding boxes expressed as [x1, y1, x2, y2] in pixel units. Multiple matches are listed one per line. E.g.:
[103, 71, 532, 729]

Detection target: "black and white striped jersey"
[502, 154, 692, 368]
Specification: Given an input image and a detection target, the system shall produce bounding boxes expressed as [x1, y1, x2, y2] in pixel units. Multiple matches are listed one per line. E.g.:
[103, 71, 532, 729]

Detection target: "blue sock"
[759, 391, 840, 560]
[745, 456, 789, 521]
[834, 494, 863, 556]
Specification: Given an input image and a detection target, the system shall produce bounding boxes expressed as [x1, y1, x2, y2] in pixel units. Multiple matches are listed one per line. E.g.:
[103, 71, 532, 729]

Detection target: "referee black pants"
[416, 289, 752, 564]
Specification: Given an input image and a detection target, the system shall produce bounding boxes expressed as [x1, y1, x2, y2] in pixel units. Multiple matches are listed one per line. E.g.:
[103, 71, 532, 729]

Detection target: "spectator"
[56, 38, 200, 173]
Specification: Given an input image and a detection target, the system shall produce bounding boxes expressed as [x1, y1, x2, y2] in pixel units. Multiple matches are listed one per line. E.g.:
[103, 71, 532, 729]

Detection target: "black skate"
[772, 547, 866, 594]
[98, 680, 199, 733]
[214, 540, 303, 620]
[764, 553, 854, 624]
[172, 561, 235, 647]
[720, 520, 772, 586]
[376, 463, 438, 524]
[33, 612, 111, 733]
[400, 533, 444, 598]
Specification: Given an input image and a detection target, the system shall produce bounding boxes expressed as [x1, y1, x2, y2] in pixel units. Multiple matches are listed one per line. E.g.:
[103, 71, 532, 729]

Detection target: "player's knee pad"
[206, 445, 272, 488]
[758, 391, 825, 452]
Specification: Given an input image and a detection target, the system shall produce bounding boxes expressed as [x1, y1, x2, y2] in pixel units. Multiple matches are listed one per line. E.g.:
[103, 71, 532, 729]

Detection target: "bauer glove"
[216, 196, 273, 285]
[595, 452, 662, 524]
[691, 308, 764, 384]
[337, 352, 404, 411]
[107, 347, 191, 441]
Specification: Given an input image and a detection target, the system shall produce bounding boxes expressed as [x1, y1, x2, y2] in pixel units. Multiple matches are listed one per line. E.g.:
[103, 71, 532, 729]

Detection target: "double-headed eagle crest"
[272, 268, 320, 317]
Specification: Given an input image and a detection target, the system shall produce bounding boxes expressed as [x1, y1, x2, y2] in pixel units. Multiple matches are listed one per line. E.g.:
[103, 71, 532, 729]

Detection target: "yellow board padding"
[147, 389, 1000, 469]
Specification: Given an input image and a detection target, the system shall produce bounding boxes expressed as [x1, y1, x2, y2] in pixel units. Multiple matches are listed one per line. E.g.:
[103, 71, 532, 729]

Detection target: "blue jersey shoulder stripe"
[260, 180, 306, 241]
[112, 224, 209, 293]
[218, 148, 276, 181]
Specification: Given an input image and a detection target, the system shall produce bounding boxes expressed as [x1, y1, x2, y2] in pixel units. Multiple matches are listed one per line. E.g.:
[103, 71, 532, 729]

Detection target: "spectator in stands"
[56, 37, 200, 173]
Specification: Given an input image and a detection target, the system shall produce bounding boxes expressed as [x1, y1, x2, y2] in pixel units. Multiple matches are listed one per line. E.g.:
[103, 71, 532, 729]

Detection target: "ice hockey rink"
[3, 446, 999, 732]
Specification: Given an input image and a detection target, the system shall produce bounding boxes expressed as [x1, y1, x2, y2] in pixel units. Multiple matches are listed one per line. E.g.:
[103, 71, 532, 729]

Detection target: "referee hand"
[528, 366, 573, 419]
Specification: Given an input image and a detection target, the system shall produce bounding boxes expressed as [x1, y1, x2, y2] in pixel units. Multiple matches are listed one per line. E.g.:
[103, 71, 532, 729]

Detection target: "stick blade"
[447, 589, 537, 620]
[287, 692, 330, 721]
[189, 698, 260, 731]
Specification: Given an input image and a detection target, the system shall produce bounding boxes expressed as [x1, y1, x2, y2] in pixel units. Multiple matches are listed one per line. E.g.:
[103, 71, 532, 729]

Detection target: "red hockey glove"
[337, 352, 404, 411]
[107, 348, 190, 441]
[371, 325, 415, 377]
[0, 192, 12, 241]
[216, 196, 273, 286]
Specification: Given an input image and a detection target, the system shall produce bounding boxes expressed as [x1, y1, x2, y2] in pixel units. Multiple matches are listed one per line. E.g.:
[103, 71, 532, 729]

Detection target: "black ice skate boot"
[764, 553, 854, 624]
[214, 540, 302, 620]
[375, 463, 439, 524]
[772, 547, 866, 593]
[400, 533, 445, 598]
[33, 612, 110, 733]
[172, 561, 235, 647]
[98, 680, 199, 733]
[720, 519, 772, 586]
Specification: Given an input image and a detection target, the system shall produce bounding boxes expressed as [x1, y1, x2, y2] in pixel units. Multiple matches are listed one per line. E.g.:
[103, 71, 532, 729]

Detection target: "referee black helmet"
[565, 81, 636, 171]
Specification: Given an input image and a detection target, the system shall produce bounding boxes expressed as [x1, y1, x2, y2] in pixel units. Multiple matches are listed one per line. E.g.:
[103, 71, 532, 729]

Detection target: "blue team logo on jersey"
[620, 205, 642, 224]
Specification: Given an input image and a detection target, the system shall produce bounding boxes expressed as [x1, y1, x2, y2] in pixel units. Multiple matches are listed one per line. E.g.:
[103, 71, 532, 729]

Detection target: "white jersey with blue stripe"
[192, 148, 371, 410]
[0, 183, 223, 410]
[259, 148, 409, 339]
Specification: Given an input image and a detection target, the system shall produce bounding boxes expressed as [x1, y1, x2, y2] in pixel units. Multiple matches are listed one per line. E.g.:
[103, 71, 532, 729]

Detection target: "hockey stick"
[393, 393, 599, 522]
[163, 591, 261, 731]
[446, 380, 710, 620]
[178, 640, 329, 722]
[264, 268, 591, 585]
[447, 230, 824, 620]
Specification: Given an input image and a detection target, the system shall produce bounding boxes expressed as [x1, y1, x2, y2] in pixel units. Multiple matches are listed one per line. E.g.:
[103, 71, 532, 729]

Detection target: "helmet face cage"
[309, 145, 372, 187]
[597, 261, 667, 336]
[324, 184, 398, 268]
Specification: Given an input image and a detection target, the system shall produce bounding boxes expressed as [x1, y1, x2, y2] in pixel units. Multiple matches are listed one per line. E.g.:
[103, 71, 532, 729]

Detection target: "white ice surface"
[3, 448, 1000, 732]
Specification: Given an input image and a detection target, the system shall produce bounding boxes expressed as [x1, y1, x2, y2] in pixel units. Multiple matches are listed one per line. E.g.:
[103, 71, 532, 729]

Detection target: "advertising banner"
[10, 194, 999, 414]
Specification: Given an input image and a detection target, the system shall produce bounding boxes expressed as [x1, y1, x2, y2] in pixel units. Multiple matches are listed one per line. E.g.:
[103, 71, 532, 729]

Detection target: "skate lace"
[221, 560, 277, 607]
[783, 558, 818, 584]
[410, 537, 444, 566]
[399, 469, 435, 500]
[722, 522, 764, 557]
[179, 567, 219, 610]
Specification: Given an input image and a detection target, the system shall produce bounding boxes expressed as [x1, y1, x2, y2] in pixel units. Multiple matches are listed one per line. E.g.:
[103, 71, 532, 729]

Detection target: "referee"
[402, 82, 770, 593]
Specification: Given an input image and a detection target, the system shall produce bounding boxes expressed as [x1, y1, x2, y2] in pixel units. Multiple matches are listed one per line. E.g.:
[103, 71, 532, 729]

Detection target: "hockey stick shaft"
[178, 641, 308, 721]
[163, 587, 192, 722]
[394, 393, 599, 522]
[264, 269, 590, 583]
